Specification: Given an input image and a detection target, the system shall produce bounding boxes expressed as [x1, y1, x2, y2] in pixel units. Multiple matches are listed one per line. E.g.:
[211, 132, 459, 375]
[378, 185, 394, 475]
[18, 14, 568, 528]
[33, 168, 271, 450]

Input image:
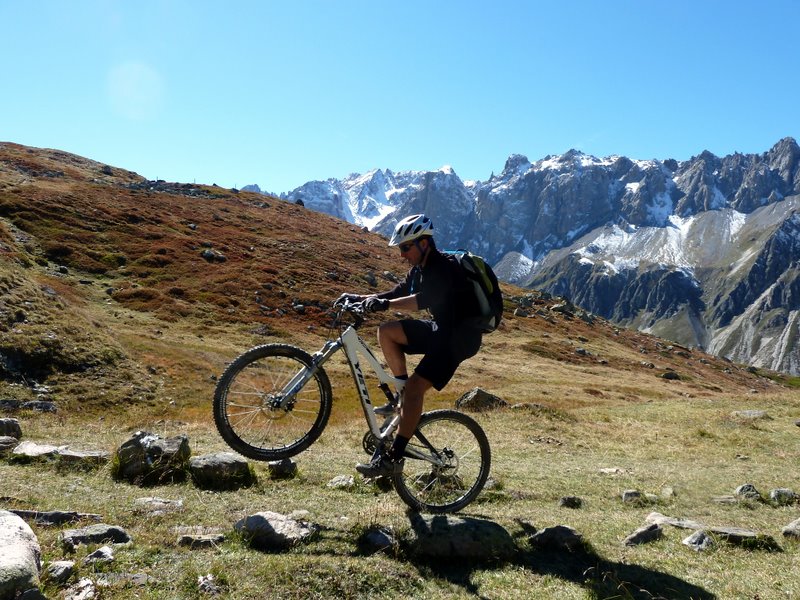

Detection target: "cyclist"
[337, 213, 484, 478]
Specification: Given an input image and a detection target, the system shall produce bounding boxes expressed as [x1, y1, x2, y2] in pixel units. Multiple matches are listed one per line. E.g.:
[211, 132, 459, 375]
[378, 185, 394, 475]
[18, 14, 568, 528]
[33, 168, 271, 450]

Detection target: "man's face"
[399, 239, 426, 266]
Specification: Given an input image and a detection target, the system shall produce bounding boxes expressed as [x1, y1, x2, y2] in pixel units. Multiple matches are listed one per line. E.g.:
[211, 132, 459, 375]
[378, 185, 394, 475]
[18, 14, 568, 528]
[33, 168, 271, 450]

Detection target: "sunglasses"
[399, 243, 415, 253]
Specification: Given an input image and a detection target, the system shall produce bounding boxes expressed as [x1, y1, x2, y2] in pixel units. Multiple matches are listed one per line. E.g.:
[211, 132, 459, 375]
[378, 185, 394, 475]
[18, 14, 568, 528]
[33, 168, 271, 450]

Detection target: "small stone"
[624, 523, 663, 546]
[734, 483, 762, 501]
[268, 458, 298, 479]
[683, 530, 715, 552]
[0, 417, 22, 438]
[622, 489, 643, 504]
[558, 496, 582, 509]
[327, 475, 355, 489]
[769, 488, 798, 506]
[177, 534, 225, 549]
[782, 518, 800, 540]
[44, 560, 76, 585]
[83, 545, 114, 564]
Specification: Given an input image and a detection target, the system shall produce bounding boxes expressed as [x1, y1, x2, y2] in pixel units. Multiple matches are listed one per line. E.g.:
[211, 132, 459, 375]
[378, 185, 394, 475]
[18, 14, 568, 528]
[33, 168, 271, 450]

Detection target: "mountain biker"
[336, 213, 484, 478]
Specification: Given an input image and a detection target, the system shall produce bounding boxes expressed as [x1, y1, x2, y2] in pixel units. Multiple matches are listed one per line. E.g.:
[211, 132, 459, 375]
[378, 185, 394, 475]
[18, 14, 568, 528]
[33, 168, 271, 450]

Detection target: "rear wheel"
[392, 409, 491, 513]
[213, 344, 332, 461]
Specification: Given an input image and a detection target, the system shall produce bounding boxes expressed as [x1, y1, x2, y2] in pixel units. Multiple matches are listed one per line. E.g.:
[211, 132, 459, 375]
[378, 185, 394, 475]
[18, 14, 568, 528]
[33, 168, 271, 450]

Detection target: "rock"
[200, 248, 226, 262]
[327, 475, 355, 489]
[64, 577, 95, 600]
[782, 518, 800, 540]
[646, 512, 781, 551]
[44, 560, 75, 585]
[267, 458, 297, 480]
[683, 530, 715, 552]
[358, 527, 396, 554]
[529, 525, 584, 551]
[0, 436, 18, 454]
[20, 401, 57, 413]
[10, 441, 66, 462]
[177, 534, 226, 549]
[0, 418, 22, 438]
[731, 409, 771, 420]
[513, 308, 529, 317]
[189, 452, 255, 490]
[455, 388, 507, 411]
[769, 488, 798, 506]
[623, 523, 663, 546]
[10, 510, 101, 526]
[133, 497, 184, 515]
[234, 511, 317, 550]
[621, 489, 645, 504]
[82, 545, 114, 565]
[734, 483, 762, 501]
[112, 431, 191, 485]
[406, 514, 515, 561]
[0, 510, 42, 599]
[60, 524, 132, 552]
[197, 574, 222, 595]
[56, 449, 110, 469]
[558, 496, 583, 509]
[661, 371, 681, 380]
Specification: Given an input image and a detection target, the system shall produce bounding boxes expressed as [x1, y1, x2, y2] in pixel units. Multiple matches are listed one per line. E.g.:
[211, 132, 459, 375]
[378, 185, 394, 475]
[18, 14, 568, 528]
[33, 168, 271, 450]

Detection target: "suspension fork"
[277, 339, 341, 409]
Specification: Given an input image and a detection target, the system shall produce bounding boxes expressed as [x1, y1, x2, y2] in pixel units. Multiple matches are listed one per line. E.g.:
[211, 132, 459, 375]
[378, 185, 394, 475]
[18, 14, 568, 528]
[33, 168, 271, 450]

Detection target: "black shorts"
[400, 319, 482, 391]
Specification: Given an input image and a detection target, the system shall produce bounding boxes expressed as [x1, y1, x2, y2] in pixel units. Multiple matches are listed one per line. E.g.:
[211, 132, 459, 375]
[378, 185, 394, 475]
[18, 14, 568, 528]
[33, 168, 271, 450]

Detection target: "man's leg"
[377, 321, 409, 377]
[397, 373, 432, 438]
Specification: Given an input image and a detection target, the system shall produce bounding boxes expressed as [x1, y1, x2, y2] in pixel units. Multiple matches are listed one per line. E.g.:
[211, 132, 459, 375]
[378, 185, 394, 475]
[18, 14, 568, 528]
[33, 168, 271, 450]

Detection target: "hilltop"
[0, 142, 793, 415]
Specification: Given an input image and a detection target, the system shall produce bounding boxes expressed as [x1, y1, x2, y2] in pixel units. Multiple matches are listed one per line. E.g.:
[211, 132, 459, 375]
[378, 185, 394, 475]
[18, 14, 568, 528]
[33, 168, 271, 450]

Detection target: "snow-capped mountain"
[265, 137, 800, 375]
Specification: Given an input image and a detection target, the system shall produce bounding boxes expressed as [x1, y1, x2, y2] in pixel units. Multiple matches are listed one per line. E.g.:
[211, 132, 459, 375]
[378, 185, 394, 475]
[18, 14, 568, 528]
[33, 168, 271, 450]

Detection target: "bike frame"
[279, 323, 406, 446]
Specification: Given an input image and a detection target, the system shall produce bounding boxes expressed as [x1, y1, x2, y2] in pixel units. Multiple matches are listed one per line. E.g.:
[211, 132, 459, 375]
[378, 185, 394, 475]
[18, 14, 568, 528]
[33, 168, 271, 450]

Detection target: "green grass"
[4, 387, 799, 599]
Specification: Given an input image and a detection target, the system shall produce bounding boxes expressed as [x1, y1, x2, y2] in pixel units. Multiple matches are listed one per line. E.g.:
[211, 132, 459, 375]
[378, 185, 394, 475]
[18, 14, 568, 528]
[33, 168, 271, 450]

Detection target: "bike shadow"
[401, 512, 716, 600]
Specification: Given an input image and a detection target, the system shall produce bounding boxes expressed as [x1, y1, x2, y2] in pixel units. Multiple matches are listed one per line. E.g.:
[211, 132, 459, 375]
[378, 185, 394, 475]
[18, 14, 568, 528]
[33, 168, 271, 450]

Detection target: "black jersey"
[378, 249, 482, 329]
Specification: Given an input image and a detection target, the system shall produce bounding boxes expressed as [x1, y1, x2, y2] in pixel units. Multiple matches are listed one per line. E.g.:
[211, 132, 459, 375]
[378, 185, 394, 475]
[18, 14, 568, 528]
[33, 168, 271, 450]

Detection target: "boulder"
[0, 418, 21, 439]
[623, 523, 663, 546]
[529, 525, 584, 552]
[234, 511, 317, 550]
[0, 510, 42, 599]
[267, 458, 297, 480]
[405, 514, 516, 561]
[455, 388, 507, 411]
[782, 518, 800, 540]
[10, 441, 66, 463]
[189, 452, 255, 490]
[112, 431, 191, 485]
[0, 436, 17, 455]
[60, 524, 132, 552]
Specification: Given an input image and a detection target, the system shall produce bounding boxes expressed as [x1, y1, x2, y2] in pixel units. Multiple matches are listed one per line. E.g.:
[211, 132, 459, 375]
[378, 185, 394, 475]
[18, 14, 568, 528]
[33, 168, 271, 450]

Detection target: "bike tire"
[392, 409, 491, 514]
[213, 344, 333, 461]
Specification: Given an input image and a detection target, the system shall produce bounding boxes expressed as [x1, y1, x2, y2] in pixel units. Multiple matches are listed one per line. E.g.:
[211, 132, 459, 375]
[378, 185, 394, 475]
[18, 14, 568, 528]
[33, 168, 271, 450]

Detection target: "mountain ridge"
[273, 138, 800, 374]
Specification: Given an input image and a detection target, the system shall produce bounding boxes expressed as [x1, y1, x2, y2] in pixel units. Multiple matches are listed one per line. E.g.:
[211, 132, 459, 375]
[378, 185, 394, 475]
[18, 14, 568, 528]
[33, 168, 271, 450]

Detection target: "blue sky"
[3, 0, 798, 194]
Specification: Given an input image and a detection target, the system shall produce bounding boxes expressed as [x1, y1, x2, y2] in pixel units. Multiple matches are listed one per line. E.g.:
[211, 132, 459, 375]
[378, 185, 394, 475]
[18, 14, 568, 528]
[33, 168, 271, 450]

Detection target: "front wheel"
[392, 409, 491, 514]
[213, 344, 332, 461]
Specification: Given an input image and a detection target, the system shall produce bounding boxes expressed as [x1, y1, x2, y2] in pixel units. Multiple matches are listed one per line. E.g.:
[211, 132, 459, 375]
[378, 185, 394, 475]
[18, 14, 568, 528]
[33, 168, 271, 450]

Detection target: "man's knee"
[378, 321, 406, 347]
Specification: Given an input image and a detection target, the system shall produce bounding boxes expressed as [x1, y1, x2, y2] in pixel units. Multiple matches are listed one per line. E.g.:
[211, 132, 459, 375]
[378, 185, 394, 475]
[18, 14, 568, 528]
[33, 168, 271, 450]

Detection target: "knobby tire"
[392, 409, 491, 514]
[213, 344, 332, 461]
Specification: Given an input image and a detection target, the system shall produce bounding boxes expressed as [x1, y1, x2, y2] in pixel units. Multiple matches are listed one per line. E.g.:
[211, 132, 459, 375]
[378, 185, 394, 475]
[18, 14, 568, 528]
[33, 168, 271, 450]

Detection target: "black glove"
[334, 293, 363, 306]
[363, 297, 390, 313]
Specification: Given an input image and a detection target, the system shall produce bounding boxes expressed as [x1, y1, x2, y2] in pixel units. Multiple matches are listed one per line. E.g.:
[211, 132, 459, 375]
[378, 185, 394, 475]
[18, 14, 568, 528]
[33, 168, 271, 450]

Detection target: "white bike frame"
[279, 323, 406, 446]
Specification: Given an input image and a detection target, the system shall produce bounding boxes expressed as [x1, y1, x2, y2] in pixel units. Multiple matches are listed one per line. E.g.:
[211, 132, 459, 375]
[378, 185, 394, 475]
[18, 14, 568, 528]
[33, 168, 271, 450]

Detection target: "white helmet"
[388, 214, 434, 246]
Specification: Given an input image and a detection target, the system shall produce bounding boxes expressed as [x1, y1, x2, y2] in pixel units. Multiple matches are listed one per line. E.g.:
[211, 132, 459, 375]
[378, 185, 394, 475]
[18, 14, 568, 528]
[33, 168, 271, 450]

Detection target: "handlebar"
[331, 299, 367, 330]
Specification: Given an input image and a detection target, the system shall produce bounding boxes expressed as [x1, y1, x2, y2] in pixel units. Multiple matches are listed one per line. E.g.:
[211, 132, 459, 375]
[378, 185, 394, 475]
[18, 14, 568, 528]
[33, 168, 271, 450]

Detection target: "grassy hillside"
[1, 142, 799, 599]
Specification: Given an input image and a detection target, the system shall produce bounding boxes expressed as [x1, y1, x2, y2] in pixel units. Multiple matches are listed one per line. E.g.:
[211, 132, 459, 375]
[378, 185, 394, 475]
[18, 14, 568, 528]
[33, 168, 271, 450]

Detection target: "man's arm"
[366, 293, 419, 312]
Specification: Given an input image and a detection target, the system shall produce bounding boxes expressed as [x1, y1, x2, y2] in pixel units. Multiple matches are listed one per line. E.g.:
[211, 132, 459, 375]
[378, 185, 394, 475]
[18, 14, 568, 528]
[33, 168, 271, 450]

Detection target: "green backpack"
[444, 250, 504, 333]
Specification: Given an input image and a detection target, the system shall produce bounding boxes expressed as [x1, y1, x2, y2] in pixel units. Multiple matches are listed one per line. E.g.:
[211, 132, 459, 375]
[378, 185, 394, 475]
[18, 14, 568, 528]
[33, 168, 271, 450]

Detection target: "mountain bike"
[212, 300, 491, 513]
